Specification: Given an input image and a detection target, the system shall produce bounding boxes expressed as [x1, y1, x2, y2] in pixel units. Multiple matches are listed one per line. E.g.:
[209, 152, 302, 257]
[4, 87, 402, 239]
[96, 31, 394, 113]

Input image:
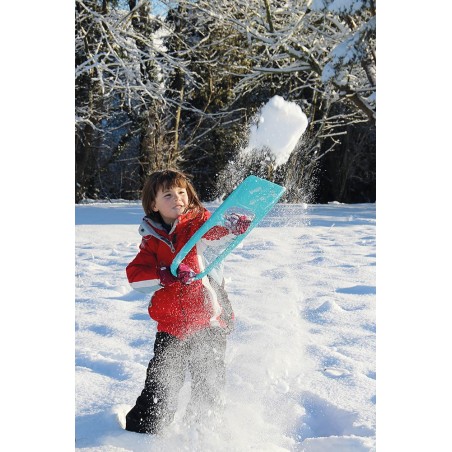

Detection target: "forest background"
[75, 0, 376, 204]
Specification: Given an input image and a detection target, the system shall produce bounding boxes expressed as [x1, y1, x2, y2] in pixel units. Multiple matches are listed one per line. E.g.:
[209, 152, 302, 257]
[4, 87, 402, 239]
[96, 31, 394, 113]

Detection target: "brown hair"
[141, 169, 203, 220]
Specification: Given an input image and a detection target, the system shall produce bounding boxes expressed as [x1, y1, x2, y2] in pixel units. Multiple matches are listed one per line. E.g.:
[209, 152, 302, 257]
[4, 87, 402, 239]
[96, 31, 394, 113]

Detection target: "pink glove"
[158, 267, 177, 287]
[224, 213, 252, 235]
[177, 263, 196, 285]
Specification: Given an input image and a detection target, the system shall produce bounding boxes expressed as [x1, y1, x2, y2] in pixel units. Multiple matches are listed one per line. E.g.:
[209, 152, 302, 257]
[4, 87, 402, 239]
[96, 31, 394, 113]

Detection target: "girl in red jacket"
[125, 169, 250, 434]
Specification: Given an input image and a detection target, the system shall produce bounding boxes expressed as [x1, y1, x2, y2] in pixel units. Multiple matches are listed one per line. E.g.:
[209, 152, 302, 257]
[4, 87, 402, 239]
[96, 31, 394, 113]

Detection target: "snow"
[244, 96, 308, 166]
[75, 201, 376, 451]
[311, 0, 368, 14]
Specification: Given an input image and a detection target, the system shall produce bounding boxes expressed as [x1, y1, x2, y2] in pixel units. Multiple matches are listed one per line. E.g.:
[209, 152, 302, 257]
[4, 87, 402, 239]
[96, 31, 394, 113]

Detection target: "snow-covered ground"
[75, 201, 376, 451]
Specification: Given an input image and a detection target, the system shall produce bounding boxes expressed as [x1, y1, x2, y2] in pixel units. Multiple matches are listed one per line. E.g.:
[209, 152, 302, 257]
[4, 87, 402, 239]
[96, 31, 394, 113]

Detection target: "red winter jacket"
[126, 207, 233, 339]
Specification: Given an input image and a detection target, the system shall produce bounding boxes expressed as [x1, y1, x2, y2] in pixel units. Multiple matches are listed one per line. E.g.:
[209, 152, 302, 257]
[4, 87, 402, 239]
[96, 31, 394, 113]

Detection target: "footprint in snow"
[111, 290, 146, 302]
[322, 367, 350, 378]
[336, 285, 376, 295]
[261, 268, 288, 279]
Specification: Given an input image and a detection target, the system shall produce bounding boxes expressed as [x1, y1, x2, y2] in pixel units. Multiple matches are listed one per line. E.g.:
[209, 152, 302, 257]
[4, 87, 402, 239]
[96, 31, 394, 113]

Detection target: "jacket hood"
[140, 216, 178, 235]
[138, 209, 208, 253]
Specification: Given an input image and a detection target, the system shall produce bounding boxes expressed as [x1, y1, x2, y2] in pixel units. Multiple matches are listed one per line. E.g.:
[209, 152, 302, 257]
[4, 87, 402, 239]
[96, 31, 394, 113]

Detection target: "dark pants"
[125, 327, 227, 434]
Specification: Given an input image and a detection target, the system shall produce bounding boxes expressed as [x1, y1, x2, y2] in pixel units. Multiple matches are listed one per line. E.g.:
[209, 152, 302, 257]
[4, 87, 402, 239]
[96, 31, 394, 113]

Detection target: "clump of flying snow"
[243, 95, 308, 167]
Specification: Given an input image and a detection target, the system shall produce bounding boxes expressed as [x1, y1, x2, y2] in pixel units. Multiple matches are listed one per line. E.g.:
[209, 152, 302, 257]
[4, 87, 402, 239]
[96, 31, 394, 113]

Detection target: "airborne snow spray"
[216, 95, 311, 226]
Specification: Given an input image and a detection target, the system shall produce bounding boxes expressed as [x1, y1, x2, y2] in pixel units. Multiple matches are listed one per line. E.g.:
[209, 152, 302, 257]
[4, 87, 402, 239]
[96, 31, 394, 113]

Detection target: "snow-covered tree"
[75, 0, 186, 199]
[158, 0, 376, 201]
[75, 0, 376, 203]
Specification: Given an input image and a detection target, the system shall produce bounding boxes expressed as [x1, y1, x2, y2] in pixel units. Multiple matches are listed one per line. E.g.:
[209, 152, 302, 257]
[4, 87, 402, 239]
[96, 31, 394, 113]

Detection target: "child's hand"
[224, 213, 252, 235]
[177, 263, 196, 285]
[158, 267, 177, 287]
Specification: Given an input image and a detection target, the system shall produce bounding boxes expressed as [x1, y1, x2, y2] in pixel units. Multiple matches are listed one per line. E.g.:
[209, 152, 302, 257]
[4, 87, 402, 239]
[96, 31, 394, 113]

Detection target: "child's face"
[152, 185, 189, 224]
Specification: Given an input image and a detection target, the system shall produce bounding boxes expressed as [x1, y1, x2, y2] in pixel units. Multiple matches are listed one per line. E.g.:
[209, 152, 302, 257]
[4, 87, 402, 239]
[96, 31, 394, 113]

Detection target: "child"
[125, 169, 251, 434]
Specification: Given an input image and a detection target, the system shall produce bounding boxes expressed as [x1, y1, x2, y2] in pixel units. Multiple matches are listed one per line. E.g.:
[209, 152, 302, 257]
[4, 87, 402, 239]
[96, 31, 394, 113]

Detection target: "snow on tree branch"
[311, 0, 373, 15]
